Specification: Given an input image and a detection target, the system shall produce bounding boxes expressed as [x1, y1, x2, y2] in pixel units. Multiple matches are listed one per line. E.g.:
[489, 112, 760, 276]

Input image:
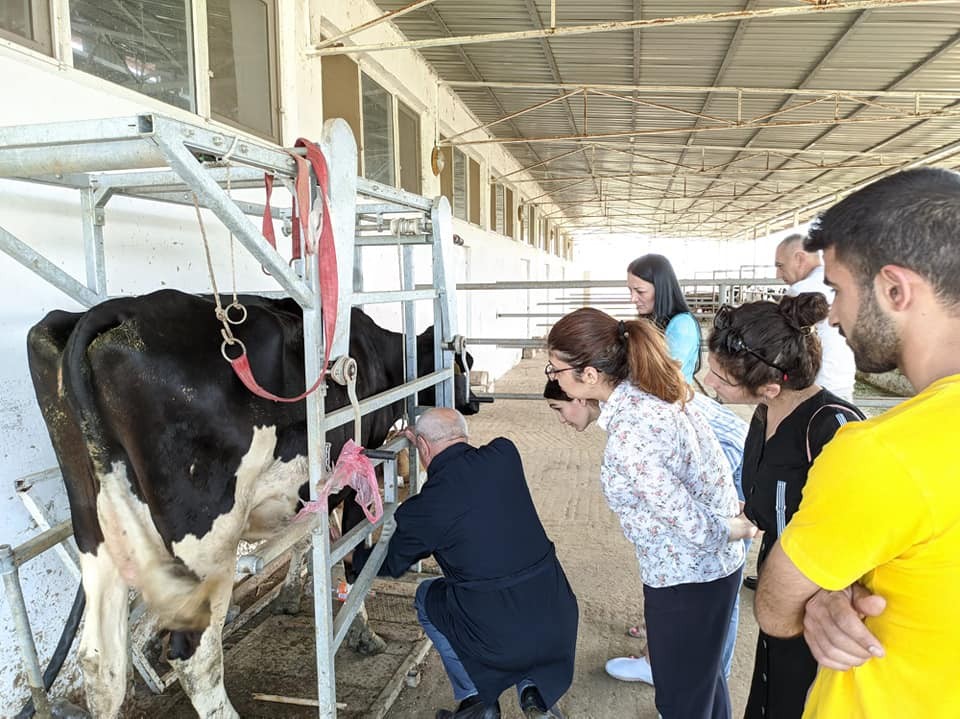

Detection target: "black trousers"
[643, 568, 742, 719]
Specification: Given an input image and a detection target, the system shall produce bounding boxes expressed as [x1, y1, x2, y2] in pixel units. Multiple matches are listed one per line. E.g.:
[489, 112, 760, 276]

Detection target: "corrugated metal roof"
[369, 0, 960, 239]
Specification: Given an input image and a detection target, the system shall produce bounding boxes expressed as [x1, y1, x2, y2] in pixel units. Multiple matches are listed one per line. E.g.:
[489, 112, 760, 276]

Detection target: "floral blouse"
[597, 382, 744, 588]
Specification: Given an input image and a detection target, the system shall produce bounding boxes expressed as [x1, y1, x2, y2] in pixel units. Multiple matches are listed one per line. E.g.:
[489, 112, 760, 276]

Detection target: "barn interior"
[0, 1, 953, 717]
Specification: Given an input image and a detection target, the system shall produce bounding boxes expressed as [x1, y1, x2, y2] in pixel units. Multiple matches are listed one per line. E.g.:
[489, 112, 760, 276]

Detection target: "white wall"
[0, 3, 578, 713]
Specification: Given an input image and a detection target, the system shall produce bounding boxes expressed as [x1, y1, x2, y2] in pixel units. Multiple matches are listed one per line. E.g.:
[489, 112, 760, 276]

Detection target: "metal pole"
[0, 545, 53, 718]
[80, 187, 108, 298]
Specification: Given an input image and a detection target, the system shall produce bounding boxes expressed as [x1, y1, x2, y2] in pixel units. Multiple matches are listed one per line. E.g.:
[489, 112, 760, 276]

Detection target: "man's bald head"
[415, 407, 469, 442]
[775, 233, 821, 285]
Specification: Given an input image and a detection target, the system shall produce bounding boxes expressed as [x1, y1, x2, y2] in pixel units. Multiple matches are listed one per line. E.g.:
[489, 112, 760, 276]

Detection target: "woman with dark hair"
[627, 254, 701, 382]
[705, 293, 864, 719]
[547, 308, 755, 719]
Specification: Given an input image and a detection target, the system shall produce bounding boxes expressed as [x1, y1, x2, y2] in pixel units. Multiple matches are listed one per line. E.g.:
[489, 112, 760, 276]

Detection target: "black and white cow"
[26, 288, 475, 718]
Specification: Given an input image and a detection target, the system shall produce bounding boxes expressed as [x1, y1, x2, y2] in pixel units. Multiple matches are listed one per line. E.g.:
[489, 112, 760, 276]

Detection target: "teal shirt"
[664, 312, 700, 383]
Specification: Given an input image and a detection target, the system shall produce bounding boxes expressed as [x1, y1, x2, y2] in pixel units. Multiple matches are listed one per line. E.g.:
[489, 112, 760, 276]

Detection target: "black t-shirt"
[742, 389, 864, 563]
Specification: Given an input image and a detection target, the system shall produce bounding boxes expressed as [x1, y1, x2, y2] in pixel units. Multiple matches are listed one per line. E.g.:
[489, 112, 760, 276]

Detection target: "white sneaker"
[605, 655, 654, 685]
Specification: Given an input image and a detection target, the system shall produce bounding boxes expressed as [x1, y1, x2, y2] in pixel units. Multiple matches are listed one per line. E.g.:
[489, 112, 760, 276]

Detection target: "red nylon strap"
[262, 173, 276, 249]
[230, 353, 326, 403]
[238, 139, 339, 403]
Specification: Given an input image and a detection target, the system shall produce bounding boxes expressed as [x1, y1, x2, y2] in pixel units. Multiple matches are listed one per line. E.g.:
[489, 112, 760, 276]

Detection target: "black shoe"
[520, 687, 565, 719]
[743, 575, 758, 591]
[435, 696, 501, 719]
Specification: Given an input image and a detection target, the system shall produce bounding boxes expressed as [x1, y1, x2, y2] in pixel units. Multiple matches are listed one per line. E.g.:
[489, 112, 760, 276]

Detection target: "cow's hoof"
[346, 621, 387, 655]
[272, 585, 303, 615]
[51, 698, 92, 719]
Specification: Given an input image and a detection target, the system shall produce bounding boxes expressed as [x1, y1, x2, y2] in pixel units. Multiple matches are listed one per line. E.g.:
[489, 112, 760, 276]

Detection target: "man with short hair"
[353, 408, 578, 719]
[775, 233, 857, 400]
[756, 167, 960, 718]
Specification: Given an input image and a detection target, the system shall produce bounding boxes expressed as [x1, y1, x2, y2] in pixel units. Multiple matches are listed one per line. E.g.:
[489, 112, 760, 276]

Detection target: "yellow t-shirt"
[780, 373, 960, 719]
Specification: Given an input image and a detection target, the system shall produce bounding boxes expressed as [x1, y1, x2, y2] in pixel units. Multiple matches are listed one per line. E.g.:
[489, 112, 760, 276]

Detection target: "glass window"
[208, 0, 279, 141]
[452, 149, 467, 221]
[362, 74, 395, 186]
[397, 101, 421, 194]
[495, 185, 505, 234]
[70, 0, 196, 112]
[1, 0, 51, 54]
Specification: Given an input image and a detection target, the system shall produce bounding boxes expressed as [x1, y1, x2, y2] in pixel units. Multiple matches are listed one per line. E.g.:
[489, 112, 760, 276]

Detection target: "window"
[468, 158, 480, 225]
[70, 0, 196, 113]
[494, 185, 505, 234]
[1, 0, 51, 54]
[362, 74, 395, 187]
[321, 55, 361, 172]
[452, 148, 467, 221]
[505, 188, 515, 239]
[397, 101, 421, 194]
[67, 0, 279, 140]
[208, 0, 279, 140]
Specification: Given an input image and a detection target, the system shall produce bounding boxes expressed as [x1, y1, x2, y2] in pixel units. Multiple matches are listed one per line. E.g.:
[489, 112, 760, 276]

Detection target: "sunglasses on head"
[713, 305, 791, 380]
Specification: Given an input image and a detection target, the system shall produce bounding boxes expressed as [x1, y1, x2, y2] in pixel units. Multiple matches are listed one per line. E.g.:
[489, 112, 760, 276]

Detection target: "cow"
[26, 288, 477, 718]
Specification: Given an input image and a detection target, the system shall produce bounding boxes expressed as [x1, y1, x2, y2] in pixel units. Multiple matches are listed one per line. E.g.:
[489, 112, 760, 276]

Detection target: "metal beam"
[441, 80, 960, 102]
[308, 1, 955, 56]
[313, 0, 438, 50]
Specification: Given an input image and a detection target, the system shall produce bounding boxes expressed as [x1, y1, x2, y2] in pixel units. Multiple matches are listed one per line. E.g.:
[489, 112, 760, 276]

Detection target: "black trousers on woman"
[643, 568, 742, 719]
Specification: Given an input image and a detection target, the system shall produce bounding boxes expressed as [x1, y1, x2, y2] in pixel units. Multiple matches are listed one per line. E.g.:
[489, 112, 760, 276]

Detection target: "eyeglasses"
[712, 305, 791, 379]
[709, 368, 741, 388]
[544, 362, 580, 380]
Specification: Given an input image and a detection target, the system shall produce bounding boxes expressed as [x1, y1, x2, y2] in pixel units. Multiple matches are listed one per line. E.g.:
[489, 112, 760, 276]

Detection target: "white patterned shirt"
[597, 382, 745, 588]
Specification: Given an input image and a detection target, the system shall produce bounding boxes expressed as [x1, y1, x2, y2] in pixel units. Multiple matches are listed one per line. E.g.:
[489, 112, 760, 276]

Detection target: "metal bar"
[449, 278, 782, 290]
[0, 225, 100, 307]
[0, 545, 53, 718]
[498, 147, 587, 179]
[442, 80, 960, 102]
[357, 202, 426, 215]
[309, 1, 956, 56]
[80, 188, 108, 297]
[465, 337, 545, 348]
[324, 369, 453, 430]
[352, 289, 437, 304]
[354, 234, 432, 246]
[331, 506, 398, 650]
[96, 165, 269, 191]
[448, 108, 960, 147]
[442, 88, 582, 144]
[312, 0, 438, 50]
[8, 521, 74, 567]
[15, 491, 81, 582]
[357, 178, 433, 211]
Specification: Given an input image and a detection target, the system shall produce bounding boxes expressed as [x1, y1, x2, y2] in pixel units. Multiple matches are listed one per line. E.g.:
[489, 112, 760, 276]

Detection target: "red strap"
[237, 139, 339, 404]
[262, 173, 276, 249]
[230, 353, 325, 404]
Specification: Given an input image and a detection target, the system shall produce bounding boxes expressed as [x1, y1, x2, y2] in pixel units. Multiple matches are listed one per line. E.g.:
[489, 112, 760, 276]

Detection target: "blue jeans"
[720, 538, 751, 680]
[415, 578, 536, 703]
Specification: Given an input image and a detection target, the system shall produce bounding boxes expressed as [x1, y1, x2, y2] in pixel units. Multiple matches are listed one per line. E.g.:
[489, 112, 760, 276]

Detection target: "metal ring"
[221, 337, 247, 362]
[224, 302, 247, 325]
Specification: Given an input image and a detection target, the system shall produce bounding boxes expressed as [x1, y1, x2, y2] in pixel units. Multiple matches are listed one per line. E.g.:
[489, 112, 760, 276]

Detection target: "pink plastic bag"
[294, 440, 383, 524]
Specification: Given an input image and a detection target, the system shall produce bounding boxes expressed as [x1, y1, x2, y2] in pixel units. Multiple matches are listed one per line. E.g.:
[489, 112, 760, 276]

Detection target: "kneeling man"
[354, 408, 578, 719]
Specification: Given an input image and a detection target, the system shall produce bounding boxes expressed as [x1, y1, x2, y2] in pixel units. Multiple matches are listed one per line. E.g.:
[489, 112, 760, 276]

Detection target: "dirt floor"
[123, 356, 762, 719]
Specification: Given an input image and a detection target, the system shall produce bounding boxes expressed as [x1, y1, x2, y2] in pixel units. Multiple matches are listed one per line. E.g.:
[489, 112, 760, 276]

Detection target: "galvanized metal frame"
[0, 112, 461, 718]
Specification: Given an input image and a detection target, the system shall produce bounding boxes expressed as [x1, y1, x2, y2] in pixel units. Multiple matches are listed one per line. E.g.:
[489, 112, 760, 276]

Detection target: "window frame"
[0, 0, 53, 56]
[207, 0, 281, 142]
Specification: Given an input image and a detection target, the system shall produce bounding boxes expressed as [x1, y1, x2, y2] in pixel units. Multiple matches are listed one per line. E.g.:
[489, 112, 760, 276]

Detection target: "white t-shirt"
[788, 265, 856, 400]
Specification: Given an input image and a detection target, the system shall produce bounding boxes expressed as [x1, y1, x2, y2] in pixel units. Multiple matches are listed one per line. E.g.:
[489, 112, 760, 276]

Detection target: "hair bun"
[778, 292, 829, 330]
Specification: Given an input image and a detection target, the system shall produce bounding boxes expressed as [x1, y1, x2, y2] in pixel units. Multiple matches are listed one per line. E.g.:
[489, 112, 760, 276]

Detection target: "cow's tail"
[59, 301, 131, 471]
[140, 560, 215, 632]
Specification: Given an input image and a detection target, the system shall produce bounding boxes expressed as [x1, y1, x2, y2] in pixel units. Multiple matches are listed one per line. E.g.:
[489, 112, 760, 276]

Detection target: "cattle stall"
[0, 113, 467, 718]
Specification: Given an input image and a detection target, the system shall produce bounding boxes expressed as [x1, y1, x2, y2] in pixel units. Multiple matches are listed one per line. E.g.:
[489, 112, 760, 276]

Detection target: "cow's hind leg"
[273, 538, 309, 615]
[77, 550, 130, 718]
[169, 576, 239, 719]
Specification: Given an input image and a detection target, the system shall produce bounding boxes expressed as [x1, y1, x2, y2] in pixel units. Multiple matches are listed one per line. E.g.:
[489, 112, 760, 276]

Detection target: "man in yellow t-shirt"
[754, 167, 960, 719]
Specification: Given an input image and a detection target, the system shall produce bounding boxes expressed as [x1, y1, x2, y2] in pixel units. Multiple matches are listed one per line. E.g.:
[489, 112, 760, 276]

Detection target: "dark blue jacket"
[355, 437, 578, 707]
